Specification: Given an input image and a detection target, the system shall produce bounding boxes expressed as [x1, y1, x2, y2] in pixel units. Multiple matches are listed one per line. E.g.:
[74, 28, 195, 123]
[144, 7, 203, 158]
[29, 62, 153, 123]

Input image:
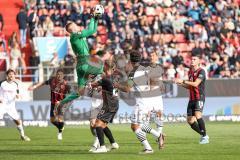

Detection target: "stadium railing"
[15, 65, 77, 83]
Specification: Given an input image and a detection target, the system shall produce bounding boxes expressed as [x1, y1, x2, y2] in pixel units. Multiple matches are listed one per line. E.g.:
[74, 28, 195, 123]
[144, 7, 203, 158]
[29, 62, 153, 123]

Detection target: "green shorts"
[76, 56, 103, 87]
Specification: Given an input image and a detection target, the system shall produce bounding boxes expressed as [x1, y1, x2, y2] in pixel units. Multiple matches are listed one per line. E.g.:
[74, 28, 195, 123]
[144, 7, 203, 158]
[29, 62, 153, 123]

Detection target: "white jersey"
[132, 65, 151, 99]
[0, 80, 19, 105]
[91, 88, 102, 109]
[130, 65, 150, 124]
[0, 80, 20, 120]
[146, 64, 164, 111]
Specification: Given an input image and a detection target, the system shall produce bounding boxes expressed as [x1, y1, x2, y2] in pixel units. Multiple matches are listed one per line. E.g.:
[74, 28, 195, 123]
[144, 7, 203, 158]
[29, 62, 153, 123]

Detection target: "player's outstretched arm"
[114, 81, 132, 93]
[28, 82, 45, 91]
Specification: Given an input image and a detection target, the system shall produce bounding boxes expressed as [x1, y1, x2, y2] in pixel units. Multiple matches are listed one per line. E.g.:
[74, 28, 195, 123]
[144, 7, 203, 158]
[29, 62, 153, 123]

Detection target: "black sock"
[58, 122, 64, 133]
[190, 121, 202, 135]
[103, 127, 115, 144]
[96, 127, 104, 146]
[52, 121, 59, 128]
[197, 118, 206, 136]
[90, 126, 96, 136]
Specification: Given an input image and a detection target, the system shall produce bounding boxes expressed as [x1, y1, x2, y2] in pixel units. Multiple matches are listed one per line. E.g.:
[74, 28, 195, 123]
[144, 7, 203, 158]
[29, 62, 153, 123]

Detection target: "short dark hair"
[6, 69, 15, 75]
[130, 50, 142, 63]
[191, 52, 201, 58]
[65, 22, 73, 32]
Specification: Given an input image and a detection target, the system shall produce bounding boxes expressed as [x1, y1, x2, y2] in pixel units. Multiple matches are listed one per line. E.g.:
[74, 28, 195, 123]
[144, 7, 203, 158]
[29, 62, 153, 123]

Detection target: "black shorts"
[50, 104, 55, 118]
[187, 100, 205, 116]
[50, 103, 67, 118]
[97, 96, 119, 123]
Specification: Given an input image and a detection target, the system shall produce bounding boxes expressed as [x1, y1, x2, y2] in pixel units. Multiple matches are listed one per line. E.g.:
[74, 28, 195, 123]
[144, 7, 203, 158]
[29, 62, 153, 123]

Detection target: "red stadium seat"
[0, 59, 6, 71]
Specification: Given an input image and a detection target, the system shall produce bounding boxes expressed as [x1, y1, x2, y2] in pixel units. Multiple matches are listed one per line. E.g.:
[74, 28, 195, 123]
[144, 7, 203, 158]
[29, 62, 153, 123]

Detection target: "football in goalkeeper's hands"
[94, 4, 104, 17]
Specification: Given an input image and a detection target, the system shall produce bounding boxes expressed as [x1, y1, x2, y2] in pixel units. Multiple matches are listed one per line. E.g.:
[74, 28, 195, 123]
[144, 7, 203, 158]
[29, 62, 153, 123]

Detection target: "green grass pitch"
[0, 122, 239, 160]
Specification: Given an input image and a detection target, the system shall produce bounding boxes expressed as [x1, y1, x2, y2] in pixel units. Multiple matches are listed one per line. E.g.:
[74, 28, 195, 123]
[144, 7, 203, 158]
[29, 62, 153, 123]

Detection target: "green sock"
[60, 93, 80, 105]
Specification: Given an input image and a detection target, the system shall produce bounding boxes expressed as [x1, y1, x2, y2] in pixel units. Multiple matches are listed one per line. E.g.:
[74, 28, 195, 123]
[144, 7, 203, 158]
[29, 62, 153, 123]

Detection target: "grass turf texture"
[0, 122, 239, 160]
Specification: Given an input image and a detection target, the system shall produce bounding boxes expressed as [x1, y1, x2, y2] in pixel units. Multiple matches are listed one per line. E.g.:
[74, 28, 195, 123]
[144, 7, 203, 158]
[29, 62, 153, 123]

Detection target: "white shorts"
[130, 99, 149, 124]
[143, 96, 164, 112]
[0, 103, 20, 120]
[89, 98, 103, 120]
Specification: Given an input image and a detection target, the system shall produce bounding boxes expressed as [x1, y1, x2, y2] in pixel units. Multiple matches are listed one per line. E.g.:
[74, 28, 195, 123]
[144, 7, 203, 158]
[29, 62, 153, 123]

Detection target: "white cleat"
[92, 146, 108, 153]
[107, 142, 119, 151]
[89, 146, 98, 152]
[21, 135, 31, 141]
[58, 132, 63, 140]
[139, 149, 154, 154]
[89, 138, 100, 152]
[199, 135, 209, 144]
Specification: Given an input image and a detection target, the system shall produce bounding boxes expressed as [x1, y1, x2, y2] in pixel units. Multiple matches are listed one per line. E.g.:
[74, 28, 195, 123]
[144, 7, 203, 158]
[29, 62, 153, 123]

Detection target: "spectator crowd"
[1, 0, 240, 79]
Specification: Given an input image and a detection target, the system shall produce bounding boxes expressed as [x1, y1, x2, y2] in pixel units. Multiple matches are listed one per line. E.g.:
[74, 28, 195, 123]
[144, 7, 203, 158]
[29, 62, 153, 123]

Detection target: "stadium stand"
[0, 0, 240, 80]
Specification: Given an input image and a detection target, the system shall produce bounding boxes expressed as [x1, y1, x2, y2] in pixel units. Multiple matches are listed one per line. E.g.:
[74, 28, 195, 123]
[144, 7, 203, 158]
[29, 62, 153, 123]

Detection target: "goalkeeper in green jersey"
[57, 11, 104, 106]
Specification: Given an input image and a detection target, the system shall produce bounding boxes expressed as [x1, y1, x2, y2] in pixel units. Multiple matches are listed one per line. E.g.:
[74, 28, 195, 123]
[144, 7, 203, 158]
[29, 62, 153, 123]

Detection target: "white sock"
[93, 136, 99, 148]
[135, 128, 152, 150]
[142, 140, 152, 150]
[17, 124, 25, 137]
[141, 124, 160, 138]
[92, 128, 99, 148]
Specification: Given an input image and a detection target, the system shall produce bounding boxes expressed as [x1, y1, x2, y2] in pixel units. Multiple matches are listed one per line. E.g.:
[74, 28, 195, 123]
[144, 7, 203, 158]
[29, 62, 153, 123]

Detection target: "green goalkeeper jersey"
[70, 18, 98, 62]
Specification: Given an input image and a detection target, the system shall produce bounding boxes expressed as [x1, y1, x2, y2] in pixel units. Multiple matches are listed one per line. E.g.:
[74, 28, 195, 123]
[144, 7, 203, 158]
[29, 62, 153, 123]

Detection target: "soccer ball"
[94, 4, 104, 16]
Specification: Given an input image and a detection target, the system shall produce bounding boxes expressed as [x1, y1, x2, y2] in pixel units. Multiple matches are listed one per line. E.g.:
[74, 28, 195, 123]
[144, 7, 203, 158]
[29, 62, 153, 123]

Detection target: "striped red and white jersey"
[188, 68, 206, 101]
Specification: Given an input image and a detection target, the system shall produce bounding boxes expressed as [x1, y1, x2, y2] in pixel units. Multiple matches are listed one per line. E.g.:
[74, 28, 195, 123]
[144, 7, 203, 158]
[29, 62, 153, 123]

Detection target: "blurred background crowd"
[0, 0, 240, 81]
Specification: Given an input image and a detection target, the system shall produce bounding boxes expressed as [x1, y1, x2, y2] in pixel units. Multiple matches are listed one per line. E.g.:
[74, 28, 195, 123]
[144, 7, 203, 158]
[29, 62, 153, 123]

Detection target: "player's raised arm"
[76, 17, 98, 38]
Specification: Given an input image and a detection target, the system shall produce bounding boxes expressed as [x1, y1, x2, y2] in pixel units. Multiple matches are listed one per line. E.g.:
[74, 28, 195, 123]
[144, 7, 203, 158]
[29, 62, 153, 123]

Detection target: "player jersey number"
[198, 101, 204, 109]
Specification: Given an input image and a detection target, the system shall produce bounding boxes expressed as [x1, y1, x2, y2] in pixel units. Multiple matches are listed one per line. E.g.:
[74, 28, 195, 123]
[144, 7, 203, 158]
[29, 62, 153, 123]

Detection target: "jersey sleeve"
[198, 69, 206, 81]
[72, 18, 98, 38]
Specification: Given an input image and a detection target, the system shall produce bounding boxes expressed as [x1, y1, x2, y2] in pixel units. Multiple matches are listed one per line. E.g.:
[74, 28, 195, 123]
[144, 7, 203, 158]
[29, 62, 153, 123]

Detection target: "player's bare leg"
[14, 119, 30, 141]
[155, 111, 165, 149]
